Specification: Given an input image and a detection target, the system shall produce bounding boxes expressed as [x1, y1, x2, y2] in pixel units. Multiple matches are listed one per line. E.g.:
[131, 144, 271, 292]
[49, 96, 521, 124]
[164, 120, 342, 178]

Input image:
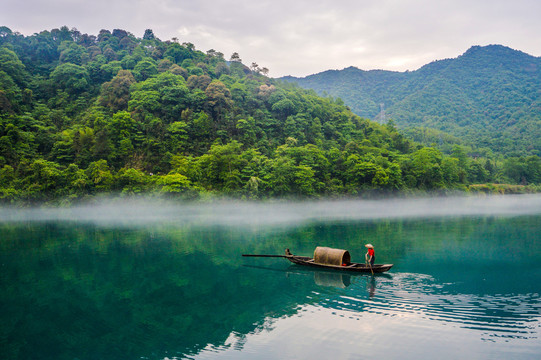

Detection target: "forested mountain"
[282, 45, 541, 157]
[0, 27, 539, 204]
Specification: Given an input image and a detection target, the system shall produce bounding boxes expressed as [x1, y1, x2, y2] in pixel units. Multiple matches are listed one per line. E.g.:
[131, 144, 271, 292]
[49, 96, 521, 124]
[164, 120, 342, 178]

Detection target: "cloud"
[2, 0, 541, 77]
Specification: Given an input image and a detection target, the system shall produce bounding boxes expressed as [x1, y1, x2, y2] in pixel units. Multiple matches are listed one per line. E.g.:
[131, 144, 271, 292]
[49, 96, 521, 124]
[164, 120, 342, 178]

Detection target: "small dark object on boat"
[242, 247, 393, 273]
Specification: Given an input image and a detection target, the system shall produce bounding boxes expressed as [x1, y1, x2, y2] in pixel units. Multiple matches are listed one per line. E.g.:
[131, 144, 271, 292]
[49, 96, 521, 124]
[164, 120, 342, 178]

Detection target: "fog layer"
[1, 195, 540, 226]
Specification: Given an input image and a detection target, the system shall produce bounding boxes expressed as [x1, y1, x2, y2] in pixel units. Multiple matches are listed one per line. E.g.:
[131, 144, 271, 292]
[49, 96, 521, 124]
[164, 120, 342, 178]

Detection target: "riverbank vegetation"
[1, 26, 540, 205]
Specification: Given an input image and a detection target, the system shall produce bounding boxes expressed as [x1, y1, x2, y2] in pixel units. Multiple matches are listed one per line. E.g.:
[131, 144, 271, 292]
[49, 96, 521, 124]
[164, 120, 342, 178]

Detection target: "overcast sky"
[2, 0, 540, 77]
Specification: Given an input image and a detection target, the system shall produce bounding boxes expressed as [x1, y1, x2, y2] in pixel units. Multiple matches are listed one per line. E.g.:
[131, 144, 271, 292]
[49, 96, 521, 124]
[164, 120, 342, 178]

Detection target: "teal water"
[1, 197, 540, 359]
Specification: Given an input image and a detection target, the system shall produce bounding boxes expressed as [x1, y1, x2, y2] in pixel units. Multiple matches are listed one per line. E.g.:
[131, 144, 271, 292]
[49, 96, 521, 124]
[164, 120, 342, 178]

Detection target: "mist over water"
[1, 194, 540, 359]
[1, 194, 540, 226]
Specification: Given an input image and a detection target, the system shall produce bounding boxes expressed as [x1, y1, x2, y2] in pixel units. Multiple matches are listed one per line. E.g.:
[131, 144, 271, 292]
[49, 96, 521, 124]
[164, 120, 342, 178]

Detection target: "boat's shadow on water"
[243, 264, 392, 291]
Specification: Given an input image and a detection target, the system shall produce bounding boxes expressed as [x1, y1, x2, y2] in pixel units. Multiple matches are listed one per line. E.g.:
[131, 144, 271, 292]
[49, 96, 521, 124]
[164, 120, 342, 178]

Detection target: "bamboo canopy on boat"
[313, 247, 351, 266]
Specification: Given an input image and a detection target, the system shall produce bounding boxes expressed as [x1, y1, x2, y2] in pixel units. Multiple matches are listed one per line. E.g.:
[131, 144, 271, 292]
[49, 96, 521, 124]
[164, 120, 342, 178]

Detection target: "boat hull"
[286, 256, 393, 273]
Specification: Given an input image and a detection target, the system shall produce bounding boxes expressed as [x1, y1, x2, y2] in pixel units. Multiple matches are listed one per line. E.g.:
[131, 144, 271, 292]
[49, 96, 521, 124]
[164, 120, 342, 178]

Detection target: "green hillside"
[1, 27, 540, 203]
[283, 45, 541, 157]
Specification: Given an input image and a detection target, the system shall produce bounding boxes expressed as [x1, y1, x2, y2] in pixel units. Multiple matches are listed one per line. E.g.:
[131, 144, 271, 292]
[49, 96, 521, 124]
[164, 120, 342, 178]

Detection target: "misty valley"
[1, 196, 541, 359]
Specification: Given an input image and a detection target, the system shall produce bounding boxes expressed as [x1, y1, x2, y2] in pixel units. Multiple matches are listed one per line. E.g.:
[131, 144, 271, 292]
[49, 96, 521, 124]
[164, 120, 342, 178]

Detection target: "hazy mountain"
[282, 45, 541, 156]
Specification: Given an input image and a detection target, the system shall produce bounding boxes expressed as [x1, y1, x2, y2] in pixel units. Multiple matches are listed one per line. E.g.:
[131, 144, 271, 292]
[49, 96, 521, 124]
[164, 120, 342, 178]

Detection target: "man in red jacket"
[365, 244, 375, 266]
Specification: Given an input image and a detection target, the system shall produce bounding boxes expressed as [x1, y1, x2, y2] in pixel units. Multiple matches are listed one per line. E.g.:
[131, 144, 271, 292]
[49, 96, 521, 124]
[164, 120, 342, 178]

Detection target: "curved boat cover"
[313, 246, 351, 266]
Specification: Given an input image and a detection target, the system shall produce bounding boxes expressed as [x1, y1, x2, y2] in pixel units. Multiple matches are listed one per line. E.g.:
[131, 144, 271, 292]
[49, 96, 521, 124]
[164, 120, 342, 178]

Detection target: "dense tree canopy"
[284, 45, 541, 158]
[0, 27, 539, 204]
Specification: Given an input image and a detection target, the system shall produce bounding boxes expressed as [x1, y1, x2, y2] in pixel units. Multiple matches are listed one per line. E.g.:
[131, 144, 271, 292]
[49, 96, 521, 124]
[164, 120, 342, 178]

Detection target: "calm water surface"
[1, 197, 540, 359]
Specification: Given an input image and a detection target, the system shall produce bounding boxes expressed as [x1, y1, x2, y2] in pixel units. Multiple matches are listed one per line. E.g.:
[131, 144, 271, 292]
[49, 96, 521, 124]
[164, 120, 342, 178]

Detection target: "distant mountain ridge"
[281, 45, 541, 156]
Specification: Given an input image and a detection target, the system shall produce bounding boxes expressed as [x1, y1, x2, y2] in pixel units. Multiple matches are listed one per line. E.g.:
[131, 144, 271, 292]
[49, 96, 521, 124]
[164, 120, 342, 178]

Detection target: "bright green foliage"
[116, 168, 149, 194]
[404, 148, 445, 189]
[0, 27, 539, 204]
[133, 57, 158, 81]
[63, 163, 89, 195]
[23, 159, 63, 199]
[86, 159, 113, 191]
[0, 47, 27, 86]
[155, 173, 192, 195]
[50, 63, 90, 95]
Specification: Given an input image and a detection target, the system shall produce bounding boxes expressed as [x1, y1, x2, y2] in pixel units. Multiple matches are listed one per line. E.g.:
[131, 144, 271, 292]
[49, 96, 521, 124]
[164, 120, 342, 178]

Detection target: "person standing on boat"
[365, 244, 375, 266]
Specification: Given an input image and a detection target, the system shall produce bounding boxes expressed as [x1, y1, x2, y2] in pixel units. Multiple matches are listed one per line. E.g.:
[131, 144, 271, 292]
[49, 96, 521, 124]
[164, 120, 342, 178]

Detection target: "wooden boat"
[285, 254, 393, 273]
[242, 247, 393, 274]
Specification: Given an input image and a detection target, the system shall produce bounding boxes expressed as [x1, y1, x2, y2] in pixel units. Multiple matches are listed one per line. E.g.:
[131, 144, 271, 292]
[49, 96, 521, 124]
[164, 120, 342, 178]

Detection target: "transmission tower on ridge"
[379, 103, 386, 124]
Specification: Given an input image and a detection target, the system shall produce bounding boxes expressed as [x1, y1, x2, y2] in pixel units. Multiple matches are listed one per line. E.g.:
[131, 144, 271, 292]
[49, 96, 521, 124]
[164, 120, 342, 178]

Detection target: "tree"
[189, 111, 213, 145]
[98, 70, 136, 111]
[405, 148, 444, 189]
[133, 58, 158, 81]
[0, 47, 27, 86]
[230, 52, 241, 62]
[0, 164, 17, 201]
[525, 156, 541, 184]
[108, 111, 137, 144]
[264, 156, 296, 196]
[128, 72, 192, 123]
[195, 141, 245, 192]
[187, 75, 211, 90]
[97, 29, 112, 42]
[86, 159, 113, 191]
[63, 163, 89, 195]
[264, 156, 317, 196]
[165, 121, 189, 154]
[58, 41, 88, 65]
[24, 159, 63, 197]
[0, 119, 36, 165]
[468, 159, 489, 184]
[50, 63, 90, 95]
[441, 157, 460, 186]
[164, 43, 191, 64]
[112, 29, 129, 39]
[156, 173, 193, 196]
[0, 71, 22, 113]
[236, 118, 257, 146]
[0, 26, 13, 39]
[344, 155, 380, 188]
[205, 80, 232, 121]
[143, 29, 156, 40]
[116, 168, 149, 194]
[292, 165, 316, 195]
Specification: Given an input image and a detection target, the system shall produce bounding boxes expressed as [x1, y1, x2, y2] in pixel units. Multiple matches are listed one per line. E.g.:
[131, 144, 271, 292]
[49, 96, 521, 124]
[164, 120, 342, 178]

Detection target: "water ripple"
[327, 273, 541, 339]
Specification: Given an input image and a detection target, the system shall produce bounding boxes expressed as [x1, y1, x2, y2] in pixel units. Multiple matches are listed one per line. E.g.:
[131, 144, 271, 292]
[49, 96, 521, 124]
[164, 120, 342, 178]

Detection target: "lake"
[1, 195, 540, 359]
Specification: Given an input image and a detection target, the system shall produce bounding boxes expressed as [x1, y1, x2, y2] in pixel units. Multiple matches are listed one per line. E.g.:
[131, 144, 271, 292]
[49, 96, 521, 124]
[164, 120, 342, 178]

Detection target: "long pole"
[242, 254, 291, 258]
[366, 253, 374, 275]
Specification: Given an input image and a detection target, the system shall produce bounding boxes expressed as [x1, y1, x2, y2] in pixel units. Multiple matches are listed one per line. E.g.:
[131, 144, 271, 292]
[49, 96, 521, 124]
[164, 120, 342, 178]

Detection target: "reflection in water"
[247, 264, 355, 289]
[367, 275, 376, 298]
[276, 267, 540, 341]
[333, 273, 540, 340]
[191, 271, 540, 359]
[237, 261, 540, 349]
[249, 263, 382, 294]
[313, 271, 351, 289]
[1, 210, 540, 360]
